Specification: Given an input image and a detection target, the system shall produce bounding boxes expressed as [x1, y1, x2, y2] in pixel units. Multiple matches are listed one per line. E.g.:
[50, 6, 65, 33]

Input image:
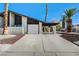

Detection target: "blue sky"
[0, 3, 79, 25]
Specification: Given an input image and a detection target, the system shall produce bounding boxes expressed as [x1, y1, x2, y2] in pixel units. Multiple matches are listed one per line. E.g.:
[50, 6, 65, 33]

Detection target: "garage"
[28, 24, 39, 34]
[27, 17, 39, 34]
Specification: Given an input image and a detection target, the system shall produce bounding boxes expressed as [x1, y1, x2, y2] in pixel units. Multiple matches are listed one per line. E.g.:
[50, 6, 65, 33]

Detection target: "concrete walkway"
[0, 34, 79, 56]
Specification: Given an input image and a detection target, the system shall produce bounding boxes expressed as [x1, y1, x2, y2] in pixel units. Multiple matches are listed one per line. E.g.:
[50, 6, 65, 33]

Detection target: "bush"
[56, 24, 62, 31]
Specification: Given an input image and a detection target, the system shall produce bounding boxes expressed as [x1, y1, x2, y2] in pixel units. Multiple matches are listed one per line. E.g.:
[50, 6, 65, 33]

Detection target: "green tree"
[56, 24, 62, 31]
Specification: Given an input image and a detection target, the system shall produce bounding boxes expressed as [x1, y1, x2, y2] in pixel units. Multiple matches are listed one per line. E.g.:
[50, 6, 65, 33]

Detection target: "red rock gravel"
[60, 33, 79, 46]
[0, 35, 24, 44]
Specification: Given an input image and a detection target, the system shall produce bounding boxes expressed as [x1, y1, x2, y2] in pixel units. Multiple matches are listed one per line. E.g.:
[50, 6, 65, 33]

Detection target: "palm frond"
[64, 8, 79, 18]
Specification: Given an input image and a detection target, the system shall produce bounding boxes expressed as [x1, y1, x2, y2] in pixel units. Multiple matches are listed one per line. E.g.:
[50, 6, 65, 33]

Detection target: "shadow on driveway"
[60, 33, 79, 46]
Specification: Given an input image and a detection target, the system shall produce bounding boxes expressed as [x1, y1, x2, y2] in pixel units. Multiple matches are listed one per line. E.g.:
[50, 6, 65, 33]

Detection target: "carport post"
[39, 22, 42, 34]
[53, 26, 56, 34]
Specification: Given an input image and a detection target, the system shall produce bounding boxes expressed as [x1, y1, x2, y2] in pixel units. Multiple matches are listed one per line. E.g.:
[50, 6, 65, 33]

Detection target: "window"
[15, 14, 22, 27]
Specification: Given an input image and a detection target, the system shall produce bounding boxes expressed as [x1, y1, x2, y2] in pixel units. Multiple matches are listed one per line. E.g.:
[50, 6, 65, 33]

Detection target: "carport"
[42, 22, 59, 34]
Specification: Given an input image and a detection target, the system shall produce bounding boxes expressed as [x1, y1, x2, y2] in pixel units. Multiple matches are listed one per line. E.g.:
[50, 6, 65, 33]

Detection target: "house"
[72, 24, 79, 32]
[0, 10, 59, 34]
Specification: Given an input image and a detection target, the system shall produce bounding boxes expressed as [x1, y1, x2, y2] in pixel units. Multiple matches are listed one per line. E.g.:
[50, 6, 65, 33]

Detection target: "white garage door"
[28, 24, 38, 34]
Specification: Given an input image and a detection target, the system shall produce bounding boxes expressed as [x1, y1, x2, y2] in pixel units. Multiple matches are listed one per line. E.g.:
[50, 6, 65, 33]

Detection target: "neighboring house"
[72, 24, 79, 32]
[59, 20, 62, 28]
[0, 10, 58, 34]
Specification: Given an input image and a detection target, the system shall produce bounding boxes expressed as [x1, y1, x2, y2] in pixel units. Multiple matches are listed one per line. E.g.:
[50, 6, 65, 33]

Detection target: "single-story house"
[0, 10, 59, 34]
[72, 24, 79, 32]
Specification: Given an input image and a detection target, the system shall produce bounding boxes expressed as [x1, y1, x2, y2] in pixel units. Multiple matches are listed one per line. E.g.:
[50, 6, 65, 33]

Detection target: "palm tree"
[3, 3, 9, 34]
[64, 8, 79, 32]
[62, 15, 67, 29]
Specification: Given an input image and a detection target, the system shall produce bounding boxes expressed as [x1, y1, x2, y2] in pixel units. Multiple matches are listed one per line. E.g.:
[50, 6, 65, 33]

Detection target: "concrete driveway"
[0, 34, 79, 56]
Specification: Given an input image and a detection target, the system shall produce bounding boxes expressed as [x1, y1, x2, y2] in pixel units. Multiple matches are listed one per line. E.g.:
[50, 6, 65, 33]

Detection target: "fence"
[0, 27, 25, 34]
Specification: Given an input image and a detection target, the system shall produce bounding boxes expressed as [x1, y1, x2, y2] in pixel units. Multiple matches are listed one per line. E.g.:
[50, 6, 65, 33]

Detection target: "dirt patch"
[60, 33, 79, 46]
[0, 35, 24, 44]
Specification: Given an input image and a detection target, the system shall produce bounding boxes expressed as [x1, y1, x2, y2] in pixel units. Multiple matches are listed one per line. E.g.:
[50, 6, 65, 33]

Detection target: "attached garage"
[27, 17, 39, 34]
[28, 24, 39, 34]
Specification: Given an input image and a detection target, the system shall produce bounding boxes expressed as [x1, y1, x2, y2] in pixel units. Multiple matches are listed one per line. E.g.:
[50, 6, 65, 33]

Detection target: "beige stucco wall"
[22, 16, 27, 33]
[8, 27, 24, 34]
[9, 12, 15, 27]
[39, 22, 42, 34]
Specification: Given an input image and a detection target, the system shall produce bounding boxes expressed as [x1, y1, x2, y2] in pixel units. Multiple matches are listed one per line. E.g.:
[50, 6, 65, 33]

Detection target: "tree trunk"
[3, 3, 8, 35]
[67, 18, 72, 32]
[62, 20, 65, 28]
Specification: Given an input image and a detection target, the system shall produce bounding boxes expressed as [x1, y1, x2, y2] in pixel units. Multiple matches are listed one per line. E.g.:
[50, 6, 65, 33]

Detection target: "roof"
[42, 22, 59, 26]
[0, 10, 44, 23]
[0, 10, 59, 24]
